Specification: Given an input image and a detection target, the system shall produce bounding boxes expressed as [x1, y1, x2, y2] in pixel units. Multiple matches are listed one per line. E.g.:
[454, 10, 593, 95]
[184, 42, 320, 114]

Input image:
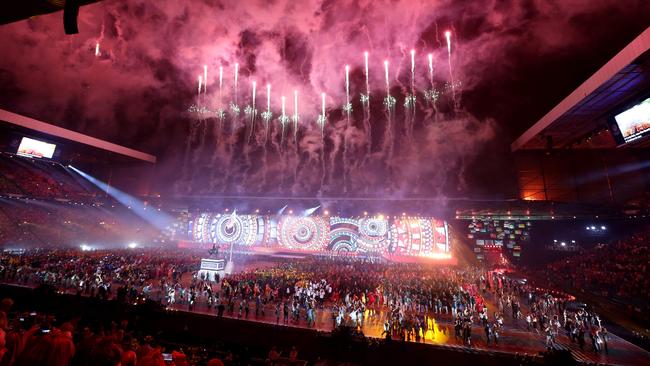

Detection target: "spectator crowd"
[542, 227, 650, 306]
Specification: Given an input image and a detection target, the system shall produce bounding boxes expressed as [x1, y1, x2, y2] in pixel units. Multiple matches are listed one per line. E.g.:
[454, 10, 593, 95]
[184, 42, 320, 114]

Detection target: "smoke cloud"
[0, 0, 648, 198]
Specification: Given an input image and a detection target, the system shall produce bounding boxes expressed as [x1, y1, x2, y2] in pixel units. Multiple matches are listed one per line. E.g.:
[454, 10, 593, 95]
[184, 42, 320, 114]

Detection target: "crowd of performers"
[0, 249, 611, 353]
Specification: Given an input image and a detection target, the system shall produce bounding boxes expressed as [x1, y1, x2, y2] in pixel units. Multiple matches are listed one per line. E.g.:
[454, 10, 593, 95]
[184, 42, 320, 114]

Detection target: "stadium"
[0, 1, 649, 365]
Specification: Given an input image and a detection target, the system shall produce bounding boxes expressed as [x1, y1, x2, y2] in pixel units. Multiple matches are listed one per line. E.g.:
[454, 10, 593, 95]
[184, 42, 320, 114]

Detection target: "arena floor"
[169, 298, 650, 365]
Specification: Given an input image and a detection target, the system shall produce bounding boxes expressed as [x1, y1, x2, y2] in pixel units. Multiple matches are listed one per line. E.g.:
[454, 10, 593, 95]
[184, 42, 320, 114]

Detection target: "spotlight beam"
[69, 166, 173, 231]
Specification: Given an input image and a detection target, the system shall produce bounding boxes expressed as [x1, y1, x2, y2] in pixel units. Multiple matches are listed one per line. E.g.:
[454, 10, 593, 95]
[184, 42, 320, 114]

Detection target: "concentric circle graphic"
[278, 216, 328, 251]
[209, 214, 257, 246]
[359, 218, 388, 237]
[357, 218, 389, 252]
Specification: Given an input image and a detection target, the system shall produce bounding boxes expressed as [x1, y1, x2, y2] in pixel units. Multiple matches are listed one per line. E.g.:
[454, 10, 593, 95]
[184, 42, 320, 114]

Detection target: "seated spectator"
[13, 331, 75, 366]
[207, 358, 225, 366]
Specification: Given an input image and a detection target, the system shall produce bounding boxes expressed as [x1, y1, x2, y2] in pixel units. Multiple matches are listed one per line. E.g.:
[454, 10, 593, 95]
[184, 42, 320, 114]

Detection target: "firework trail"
[222, 64, 243, 189]
[242, 80, 257, 186]
[345, 65, 352, 123]
[203, 65, 207, 94]
[403, 49, 417, 141]
[262, 84, 272, 145]
[363, 52, 370, 105]
[361, 52, 372, 168]
[382, 59, 398, 189]
[228, 63, 241, 129]
[383, 60, 396, 162]
[197, 75, 202, 107]
[246, 81, 257, 144]
[210, 66, 225, 167]
[342, 65, 353, 193]
[318, 92, 327, 142]
[258, 83, 272, 192]
[292, 90, 299, 144]
[196, 65, 211, 159]
[95, 43, 100, 57]
[445, 31, 458, 109]
[234, 62, 239, 106]
[292, 90, 300, 190]
[319, 93, 327, 191]
[279, 95, 288, 147]
[425, 53, 440, 120]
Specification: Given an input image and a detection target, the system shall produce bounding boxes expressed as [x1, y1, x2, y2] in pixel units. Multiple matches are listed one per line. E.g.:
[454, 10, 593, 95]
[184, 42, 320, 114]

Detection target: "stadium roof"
[0, 0, 104, 26]
[0, 108, 156, 163]
[512, 27, 650, 151]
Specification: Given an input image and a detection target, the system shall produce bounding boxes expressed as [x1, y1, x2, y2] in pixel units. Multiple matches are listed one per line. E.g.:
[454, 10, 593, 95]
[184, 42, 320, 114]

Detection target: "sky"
[0, 0, 649, 199]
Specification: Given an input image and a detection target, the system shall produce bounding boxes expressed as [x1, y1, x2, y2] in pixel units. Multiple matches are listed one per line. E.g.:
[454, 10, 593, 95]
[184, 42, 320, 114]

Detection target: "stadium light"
[80, 244, 91, 251]
[277, 205, 288, 215]
[601, 225, 606, 230]
[128, 242, 138, 249]
[303, 205, 321, 217]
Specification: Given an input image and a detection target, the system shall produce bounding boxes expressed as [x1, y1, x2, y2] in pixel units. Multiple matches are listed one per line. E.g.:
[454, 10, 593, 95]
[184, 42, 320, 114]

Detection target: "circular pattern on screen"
[210, 214, 257, 246]
[278, 216, 328, 251]
[359, 218, 388, 237]
[331, 240, 355, 253]
[358, 218, 389, 252]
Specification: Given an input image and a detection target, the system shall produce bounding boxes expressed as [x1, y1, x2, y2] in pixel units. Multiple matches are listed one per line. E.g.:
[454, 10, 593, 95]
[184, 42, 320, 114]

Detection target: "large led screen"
[188, 212, 450, 260]
[613, 97, 650, 144]
[16, 137, 56, 158]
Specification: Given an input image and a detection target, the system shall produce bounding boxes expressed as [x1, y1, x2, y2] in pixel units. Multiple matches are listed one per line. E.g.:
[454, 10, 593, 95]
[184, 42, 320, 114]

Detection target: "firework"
[266, 84, 271, 113]
[198, 75, 202, 103]
[383, 61, 395, 109]
[280, 96, 289, 144]
[364, 52, 369, 93]
[229, 103, 240, 116]
[293, 89, 299, 142]
[252, 81, 256, 110]
[428, 54, 434, 85]
[317, 92, 327, 135]
[361, 51, 369, 104]
[384, 60, 389, 92]
[261, 84, 272, 142]
[203, 65, 207, 94]
[345, 65, 350, 102]
[344, 65, 352, 114]
[245, 80, 257, 125]
[445, 30, 457, 107]
[410, 49, 415, 89]
[405, 50, 416, 109]
[230, 63, 239, 105]
[445, 30, 451, 55]
[219, 66, 223, 93]
[217, 66, 223, 114]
